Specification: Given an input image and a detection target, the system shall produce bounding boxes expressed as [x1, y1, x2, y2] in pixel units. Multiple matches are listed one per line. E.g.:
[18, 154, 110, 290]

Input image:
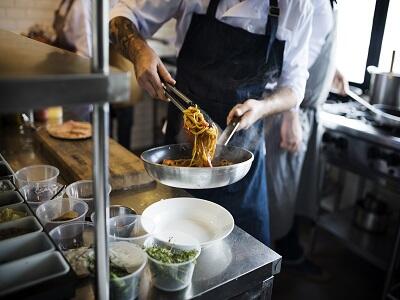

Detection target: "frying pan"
[347, 89, 400, 128]
[140, 144, 254, 189]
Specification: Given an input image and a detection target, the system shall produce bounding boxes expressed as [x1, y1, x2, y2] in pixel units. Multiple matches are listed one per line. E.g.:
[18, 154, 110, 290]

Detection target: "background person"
[266, 0, 348, 277]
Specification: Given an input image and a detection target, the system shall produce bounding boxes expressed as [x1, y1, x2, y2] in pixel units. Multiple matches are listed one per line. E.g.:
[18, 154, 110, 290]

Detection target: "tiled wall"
[0, 1, 176, 150]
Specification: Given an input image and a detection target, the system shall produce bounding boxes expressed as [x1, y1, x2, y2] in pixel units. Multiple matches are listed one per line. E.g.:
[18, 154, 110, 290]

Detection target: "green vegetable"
[0, 208, 27, 223]
[146, 246, 198, 264]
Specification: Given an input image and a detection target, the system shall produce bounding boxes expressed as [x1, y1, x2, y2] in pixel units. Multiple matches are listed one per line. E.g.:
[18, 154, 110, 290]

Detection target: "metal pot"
[368, 66, 400, 109]
[353, 194, 390, 234]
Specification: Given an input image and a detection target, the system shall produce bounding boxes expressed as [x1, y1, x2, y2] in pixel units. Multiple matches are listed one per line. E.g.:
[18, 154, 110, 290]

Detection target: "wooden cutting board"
[34, 128, 153, 190]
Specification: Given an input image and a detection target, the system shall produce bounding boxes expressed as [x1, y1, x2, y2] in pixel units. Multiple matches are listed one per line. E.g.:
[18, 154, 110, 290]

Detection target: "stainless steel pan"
[141, 144, 254, 189]
[347, 89, 400, 128]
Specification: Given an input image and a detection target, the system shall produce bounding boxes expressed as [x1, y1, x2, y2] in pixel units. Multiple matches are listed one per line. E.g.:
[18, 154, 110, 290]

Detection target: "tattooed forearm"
[109, 16, 147, 62]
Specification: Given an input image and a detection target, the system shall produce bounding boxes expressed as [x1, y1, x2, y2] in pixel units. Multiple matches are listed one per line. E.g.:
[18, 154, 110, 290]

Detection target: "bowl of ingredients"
[49, 221, 94, 277]
[66, 180, 112, 215]
[0, 207, 28, 224]
[0, 180, 14, 192]
[20, 182, 64, 210]
[109, 215, 154, 247]
[15, 165, 59, 188]
[144, 236, 201, 291]
[90, 205, 137, 223]
[142, 197, 234, 248]
[104, 242, 147, 300]
[36, 198, 88, 231]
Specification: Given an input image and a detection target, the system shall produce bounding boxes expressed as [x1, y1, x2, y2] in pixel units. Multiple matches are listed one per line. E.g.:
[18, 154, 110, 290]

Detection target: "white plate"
[142, 197, 234, 248]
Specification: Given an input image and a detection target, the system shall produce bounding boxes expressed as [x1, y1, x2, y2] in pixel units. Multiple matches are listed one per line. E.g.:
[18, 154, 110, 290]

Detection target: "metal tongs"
[162, 83, 241, 145]
[162, 83, 219, 131]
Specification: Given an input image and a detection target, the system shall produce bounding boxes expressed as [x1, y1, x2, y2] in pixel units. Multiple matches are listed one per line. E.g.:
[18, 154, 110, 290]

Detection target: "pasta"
[163, 106, 218, 167]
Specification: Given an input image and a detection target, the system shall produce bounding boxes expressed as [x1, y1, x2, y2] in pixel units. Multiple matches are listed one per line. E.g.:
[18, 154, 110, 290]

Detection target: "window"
[335, 0, 376, 84]
[378, 0, 400, 73]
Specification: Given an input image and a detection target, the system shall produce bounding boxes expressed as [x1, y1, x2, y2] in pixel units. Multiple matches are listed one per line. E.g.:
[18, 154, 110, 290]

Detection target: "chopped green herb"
[146, 246, 198, 264]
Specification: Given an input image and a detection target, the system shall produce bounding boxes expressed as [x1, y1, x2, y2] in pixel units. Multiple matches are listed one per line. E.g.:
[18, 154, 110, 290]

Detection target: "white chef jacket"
[308, 0, 333, 68]
[62, 0, 118, 58]
[110, 0, 313, 105]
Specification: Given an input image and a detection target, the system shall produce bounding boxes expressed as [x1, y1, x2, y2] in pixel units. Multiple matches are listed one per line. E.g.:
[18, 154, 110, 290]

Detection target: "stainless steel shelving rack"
[0, 1, 128, 299]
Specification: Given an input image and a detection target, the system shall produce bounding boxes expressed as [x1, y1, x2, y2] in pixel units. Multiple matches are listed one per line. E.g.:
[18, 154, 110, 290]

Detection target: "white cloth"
[110, 0, 313, 105]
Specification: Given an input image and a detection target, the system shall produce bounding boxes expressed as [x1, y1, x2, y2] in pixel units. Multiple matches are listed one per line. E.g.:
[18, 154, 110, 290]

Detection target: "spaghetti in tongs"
[162, 83, 219, 167]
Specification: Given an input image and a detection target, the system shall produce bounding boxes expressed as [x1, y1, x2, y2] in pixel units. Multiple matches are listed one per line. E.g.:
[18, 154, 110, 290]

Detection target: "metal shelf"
[318, 209, 395, 270]
[0, 30, 130, 113]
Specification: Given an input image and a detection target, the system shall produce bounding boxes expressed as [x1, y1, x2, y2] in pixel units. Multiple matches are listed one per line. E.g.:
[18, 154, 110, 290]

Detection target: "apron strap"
[207, 0, 222, 17]
[265, 0, 280, 62]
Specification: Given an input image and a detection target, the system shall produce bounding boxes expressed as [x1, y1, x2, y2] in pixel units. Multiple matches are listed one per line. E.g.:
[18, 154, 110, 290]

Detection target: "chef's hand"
[132, 44, 175, 101]
[280, 110, 303, 153]
[227, 99, 266, 130]
[331, 69, 349, 96]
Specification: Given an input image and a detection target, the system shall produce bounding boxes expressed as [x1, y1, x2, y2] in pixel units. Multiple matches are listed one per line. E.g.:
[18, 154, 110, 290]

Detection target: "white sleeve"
[277, 1, 313, 107]
[308, 0, 333, 67]
[64, 0, 92, 58]
[110, 0, 182, 38]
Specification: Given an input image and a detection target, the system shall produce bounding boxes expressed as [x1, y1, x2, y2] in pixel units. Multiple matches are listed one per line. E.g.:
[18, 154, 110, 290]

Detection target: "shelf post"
[91, 0, 110, 300]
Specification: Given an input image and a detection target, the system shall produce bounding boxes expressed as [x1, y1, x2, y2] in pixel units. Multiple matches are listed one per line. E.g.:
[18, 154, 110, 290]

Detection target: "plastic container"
[49, 221, 94, 277]
[36, 198, 88, 232]
[0, 232, 54, 264]
[0, 251, 69, 297]
[20, 182, 64, 210]
[0, 203, 31, 224]
[144, 237, 201, 292]
[0, 216, 43, 242]
[14, 165, 59, 188]
[0, 179, 15, 192]
[66, 180, 111, 215]
[90, 205, 137, 223]
[0, 191, 24, 207]
[49, 221, 94, 251]
[109, 242, 147, 300]
[109, 215, 154, 247]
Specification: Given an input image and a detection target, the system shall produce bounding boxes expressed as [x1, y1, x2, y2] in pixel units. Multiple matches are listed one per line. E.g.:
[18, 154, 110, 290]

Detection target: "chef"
[109, 0, 313, 246]
[266, 0, 344, 273]
[53, 0, 138, 149]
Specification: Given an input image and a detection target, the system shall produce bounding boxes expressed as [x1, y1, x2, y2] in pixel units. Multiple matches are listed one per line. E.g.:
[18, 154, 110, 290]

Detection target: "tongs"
[162, 83, 241, 145]
[162, 83, 220, 131]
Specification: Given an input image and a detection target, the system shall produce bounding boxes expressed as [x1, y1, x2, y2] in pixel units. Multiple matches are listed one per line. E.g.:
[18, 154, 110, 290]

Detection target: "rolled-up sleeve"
[110, 0, 182, 38]
[277, 2, 313, 107]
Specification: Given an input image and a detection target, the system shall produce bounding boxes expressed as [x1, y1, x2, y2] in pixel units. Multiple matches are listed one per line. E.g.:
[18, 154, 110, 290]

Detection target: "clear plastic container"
[66, 180, 111, 215]
[20, 182, 65, 210]
[49, 221, 94, 251]
[36, 198, 88, 231]
[14, 165, 59, 188]
[109, 242, 147, 300]
[49, 221, 94, 277]
[144, 237, 201, 292]
[109, 215, 154, 247]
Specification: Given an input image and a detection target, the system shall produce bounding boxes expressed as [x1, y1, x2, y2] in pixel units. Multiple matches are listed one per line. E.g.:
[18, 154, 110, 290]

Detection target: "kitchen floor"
[273, 222, 384, 300]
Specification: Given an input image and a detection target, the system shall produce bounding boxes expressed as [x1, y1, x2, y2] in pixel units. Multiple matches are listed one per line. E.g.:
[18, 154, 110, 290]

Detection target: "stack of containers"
[0, 160, 76, 299]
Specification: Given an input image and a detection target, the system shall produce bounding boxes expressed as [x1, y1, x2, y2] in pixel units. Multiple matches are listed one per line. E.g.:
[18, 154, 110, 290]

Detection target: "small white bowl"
[142, 197, 234, 248]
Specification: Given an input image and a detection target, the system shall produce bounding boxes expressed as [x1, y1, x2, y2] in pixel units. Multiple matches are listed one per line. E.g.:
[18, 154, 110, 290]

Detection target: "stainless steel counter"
[320, 111, 400, 151]
[0, 124, 281, 299]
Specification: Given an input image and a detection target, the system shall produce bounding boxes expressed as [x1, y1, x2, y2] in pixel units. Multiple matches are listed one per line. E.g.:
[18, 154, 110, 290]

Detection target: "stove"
[320, 97, 400, 183]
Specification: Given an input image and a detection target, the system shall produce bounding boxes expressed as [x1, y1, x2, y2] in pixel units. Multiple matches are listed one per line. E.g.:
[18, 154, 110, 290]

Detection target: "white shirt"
[110, 0, 313, 105]
[308, 0, 333, 68]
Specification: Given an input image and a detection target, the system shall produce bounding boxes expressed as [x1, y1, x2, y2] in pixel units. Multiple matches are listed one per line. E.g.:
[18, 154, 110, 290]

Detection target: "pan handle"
[346, 89, 400, 123]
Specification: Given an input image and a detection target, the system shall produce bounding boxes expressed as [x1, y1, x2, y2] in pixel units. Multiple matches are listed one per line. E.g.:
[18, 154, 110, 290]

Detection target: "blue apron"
[165, 0, 285, 246]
